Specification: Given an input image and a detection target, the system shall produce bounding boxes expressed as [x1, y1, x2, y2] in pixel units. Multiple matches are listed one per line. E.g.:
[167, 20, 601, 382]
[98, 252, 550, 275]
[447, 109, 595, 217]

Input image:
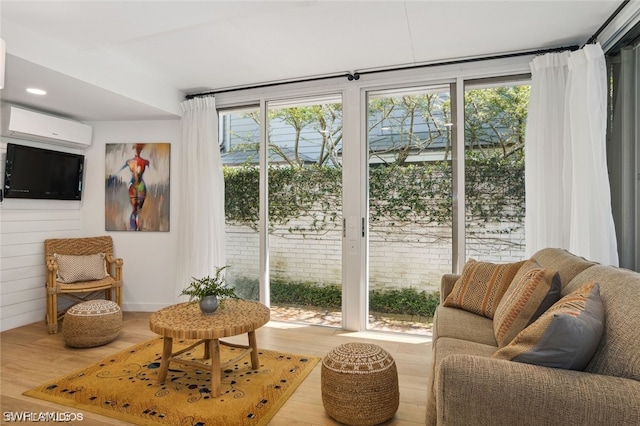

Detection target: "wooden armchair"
[44, 236, 123, 334]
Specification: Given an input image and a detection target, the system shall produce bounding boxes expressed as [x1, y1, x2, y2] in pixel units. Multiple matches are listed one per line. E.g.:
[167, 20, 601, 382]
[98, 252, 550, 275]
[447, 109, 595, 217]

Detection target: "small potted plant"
[179, 265, 239, 315]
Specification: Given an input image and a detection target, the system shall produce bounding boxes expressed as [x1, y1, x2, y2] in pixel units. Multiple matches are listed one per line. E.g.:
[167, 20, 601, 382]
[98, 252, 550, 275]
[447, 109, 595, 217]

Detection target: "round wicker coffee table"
[321, 342, 399, 425]
[149, 299, 270, 397]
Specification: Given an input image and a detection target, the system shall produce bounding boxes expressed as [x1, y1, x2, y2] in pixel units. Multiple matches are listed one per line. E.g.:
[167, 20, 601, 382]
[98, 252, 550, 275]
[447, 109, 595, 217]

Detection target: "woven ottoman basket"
[321, 342, 399, 425]
[62, 299, 122, 348]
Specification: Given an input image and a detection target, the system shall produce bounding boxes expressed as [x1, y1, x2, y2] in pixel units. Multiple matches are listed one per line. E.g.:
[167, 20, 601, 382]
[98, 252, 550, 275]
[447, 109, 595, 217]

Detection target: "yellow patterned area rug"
[24, 337, 320, 425]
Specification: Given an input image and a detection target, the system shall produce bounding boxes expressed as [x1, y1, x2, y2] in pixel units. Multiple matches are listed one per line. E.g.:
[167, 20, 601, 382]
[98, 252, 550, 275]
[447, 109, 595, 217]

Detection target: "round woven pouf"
[321, 342, 399, 425]
[62, 300, 122, 348]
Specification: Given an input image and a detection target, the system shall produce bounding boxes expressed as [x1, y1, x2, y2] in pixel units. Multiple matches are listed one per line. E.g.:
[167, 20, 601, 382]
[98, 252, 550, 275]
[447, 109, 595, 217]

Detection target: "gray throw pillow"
[492, 282, 604, 370]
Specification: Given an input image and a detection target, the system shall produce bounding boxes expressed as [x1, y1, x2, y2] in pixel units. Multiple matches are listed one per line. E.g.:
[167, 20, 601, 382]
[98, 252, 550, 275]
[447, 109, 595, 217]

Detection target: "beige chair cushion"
[54, 253, 108, 283]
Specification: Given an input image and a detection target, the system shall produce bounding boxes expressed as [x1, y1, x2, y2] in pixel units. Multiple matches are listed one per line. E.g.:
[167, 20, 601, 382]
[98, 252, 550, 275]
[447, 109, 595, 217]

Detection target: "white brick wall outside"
[226, 221, 524, 294]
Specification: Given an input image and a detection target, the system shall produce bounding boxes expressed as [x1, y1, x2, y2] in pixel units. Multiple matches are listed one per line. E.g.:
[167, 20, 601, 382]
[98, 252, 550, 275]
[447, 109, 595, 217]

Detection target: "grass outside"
[235, 277, 438, 335]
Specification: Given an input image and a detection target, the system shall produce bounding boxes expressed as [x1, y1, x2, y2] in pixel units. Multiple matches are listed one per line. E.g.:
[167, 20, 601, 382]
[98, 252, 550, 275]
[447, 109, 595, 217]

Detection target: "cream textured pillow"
[492, 282, 604, 370]
[443, 259, 526, 319]
[493, 262, 562, 348]
[54, 253, 108, 283]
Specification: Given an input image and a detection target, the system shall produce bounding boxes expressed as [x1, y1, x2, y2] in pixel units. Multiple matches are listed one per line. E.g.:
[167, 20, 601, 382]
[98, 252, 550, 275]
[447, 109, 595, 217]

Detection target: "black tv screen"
[3, 143, 85, 200]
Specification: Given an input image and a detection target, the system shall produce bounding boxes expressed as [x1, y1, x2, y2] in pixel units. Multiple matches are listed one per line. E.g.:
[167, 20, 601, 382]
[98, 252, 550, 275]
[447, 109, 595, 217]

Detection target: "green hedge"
[234, 277, 440, 318]
[224, 153, 524, 234]
[271, 279, 342, 307]
[369, 287, 440, 317]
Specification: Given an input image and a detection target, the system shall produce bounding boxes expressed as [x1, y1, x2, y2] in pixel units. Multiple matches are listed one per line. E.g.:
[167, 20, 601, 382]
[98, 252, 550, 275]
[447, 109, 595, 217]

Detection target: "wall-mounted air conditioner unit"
[1, 106, 93, 149]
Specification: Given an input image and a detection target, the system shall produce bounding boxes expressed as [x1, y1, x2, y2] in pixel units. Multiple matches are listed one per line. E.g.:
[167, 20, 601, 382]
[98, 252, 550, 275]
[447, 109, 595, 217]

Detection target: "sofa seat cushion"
[433, 305, 497, 347]
[443, 259, 526, 319]
[434, 336, 497, 366]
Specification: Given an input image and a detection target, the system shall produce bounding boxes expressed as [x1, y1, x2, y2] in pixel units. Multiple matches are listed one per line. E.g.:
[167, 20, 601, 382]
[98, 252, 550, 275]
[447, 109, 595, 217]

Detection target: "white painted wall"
[0, 119, 182, 332]
[82, 120, 181, 313]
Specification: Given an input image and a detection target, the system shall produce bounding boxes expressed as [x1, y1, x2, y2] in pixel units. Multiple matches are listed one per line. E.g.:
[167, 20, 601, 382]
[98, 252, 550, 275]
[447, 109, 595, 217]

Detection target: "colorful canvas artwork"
[105, 143, 170, 232]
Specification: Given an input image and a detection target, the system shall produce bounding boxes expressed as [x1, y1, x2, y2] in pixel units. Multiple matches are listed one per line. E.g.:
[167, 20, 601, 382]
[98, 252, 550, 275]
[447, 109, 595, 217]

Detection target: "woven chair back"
[44, 236, 114, 258]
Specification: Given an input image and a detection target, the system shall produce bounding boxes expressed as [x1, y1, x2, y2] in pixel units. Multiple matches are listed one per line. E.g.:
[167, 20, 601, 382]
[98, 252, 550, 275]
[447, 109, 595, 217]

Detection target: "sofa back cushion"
[530, 248, 595, 288]
[564, 265, 640, 381]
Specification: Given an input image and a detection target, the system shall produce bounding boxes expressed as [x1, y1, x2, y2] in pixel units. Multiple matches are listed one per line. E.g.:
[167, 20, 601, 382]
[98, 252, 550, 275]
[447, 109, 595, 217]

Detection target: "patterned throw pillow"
[492, 282, 604, 370]
[54, 253, 108, 283]
[493, 260, 562, 348]
[443, 259, 526, 319]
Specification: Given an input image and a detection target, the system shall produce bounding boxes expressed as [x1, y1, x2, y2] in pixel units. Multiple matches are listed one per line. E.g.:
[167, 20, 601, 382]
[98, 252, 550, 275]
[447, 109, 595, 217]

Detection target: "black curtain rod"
[186, 44, 579, 100]
[585, 0, 630, 46]
[185, 72, 354, 99]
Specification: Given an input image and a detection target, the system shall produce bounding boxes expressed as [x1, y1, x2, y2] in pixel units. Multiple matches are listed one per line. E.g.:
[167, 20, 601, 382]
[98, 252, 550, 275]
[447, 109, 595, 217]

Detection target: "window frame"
[217, 56, 533, 331]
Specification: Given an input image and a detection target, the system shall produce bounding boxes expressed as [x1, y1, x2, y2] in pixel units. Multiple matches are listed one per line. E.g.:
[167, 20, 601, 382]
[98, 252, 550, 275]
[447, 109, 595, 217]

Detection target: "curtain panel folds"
[525, 43, 619, 266]
[175, 97, 226, 299]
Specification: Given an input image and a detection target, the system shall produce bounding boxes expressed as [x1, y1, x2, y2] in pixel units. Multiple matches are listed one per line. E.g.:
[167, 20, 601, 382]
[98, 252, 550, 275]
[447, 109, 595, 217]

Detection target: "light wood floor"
[1, 312, 431, 425]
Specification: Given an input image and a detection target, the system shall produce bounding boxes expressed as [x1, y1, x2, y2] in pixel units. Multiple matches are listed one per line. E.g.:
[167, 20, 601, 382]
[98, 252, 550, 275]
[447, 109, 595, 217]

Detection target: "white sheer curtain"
[175, 97, 226, 299]
[525, 43, 619, 266]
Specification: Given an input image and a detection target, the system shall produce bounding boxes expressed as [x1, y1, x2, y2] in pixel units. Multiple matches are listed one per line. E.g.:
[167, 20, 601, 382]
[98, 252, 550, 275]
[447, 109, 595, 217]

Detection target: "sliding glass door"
[220, 95, 344, 325]
[366, 85, 453, 334]
[266, 96, 344, 325]
[219, 71, 530, 334]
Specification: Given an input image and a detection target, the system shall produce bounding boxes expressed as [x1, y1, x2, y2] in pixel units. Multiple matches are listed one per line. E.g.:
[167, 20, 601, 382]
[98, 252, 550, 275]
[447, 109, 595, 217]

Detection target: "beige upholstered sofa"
[426, 248, 640, 425]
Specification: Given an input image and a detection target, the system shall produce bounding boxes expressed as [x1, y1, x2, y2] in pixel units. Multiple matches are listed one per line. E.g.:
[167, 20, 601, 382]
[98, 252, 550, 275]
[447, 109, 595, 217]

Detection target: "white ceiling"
[0, 1, 627, 122]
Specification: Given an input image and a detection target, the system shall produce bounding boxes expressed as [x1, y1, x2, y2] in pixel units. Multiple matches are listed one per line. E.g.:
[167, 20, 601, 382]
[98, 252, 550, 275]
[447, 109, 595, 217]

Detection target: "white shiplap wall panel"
[2, 286, 44, 305]
[1, 297, 46, 316]
[0, 242, 42, 257]
[0, 229, 81, 245]
[0, 303, 45, 330]
[1, 276, 42, 293]
[1, 208, 81, 220]
[2, 253, 42, 268]
[0, 194, 82, 332]
[1, 264, 45, 282]
[1, 219, 81, 233]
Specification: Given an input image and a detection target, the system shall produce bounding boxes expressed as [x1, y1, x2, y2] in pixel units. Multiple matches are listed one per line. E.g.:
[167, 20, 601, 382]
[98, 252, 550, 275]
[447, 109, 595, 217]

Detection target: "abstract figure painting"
[105, 143, 170, 232]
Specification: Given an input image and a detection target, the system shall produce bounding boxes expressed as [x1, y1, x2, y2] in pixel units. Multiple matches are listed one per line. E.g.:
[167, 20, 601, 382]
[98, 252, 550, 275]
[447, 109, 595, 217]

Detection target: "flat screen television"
[3, 143, 85, 200]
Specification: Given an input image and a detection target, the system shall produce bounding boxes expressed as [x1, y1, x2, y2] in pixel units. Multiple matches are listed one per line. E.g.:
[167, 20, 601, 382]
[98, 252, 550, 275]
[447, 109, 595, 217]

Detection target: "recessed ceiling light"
[26, 88, 47, 95]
